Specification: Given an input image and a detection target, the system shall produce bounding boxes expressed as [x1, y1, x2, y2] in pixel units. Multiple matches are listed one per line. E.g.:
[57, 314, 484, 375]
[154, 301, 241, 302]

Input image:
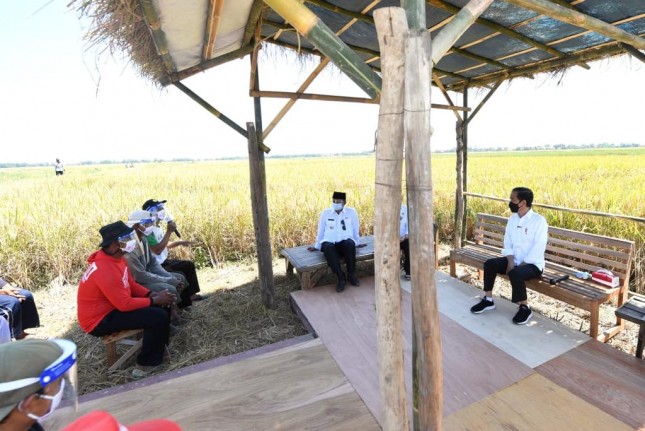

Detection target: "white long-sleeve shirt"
[400, 204, 408, 240]
[501, 209, 548, 271]
[314, 206, 361, 249]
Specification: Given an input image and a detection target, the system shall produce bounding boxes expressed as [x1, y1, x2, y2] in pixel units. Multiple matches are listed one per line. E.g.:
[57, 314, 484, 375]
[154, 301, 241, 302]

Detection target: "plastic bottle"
[575, 271, 591, 280]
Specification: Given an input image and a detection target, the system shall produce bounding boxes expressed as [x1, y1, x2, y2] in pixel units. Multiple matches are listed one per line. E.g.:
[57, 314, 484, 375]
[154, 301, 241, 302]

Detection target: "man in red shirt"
[77, 221, 175, 371]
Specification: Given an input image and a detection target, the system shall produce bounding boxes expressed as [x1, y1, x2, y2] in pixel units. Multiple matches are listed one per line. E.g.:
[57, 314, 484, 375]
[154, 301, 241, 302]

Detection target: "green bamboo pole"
[262, 0, 381, 98]
[506, 0, 645, 50]
[402, 0, 426, 30]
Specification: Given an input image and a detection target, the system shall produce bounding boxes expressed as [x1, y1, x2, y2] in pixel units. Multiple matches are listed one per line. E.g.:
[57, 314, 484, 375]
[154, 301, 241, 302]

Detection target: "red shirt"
[77, 249, 151, 333]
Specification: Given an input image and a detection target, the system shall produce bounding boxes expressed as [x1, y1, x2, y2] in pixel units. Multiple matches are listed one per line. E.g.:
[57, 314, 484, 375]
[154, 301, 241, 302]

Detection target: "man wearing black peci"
[308, 191, 365, 293]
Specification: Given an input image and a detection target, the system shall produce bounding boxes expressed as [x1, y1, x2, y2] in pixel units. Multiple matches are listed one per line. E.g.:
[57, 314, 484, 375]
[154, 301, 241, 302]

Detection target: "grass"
[1, 149, 643, 293]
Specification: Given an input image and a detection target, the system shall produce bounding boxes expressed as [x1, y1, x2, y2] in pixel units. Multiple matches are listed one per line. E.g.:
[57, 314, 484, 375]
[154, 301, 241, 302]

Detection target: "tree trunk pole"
[373, 8, 410, 431]
[453, 118, 464, 249]
[461, 87, 469, 246]
[405, 28, 442, 431]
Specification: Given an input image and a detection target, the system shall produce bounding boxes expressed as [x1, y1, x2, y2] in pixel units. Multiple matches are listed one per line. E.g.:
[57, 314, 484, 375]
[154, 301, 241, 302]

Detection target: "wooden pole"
[402, 0, 426, 30]
[203, 0, 225, 61]
[505, 0, 645, 50]
[140, 0, 175, 74]
[431, 0, 494, 65]
[262, 0, 382, 98]
[373, 8, 410, 431]
[251, 90, 377, 104]
[464, 79, 503, 125]
[247, 122, 275, 309]
[460, 87, 469, 246]
[620, 42, 645, 63]
[164, 45, 255, 85]
[405, 26, 442, 431]
[453, 117, 464, 249]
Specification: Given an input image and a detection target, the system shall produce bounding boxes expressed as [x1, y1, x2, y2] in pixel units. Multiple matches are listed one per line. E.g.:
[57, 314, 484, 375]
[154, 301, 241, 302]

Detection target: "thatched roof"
[72, 0, 645, 91]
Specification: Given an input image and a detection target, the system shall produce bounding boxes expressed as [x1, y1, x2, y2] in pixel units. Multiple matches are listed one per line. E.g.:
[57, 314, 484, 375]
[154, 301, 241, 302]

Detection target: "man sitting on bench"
[308, 191, 364, 293]
[470, 187, 548, 325]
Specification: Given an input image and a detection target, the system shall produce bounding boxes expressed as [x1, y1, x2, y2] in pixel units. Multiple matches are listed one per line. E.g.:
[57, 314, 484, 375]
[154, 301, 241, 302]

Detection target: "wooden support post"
[405, 26, 442, 431]
[402, 0, 426, 30]
[374, 8, 410, 431]
[262, 0, 382, 98]
[460, 87, 469, 246]
[454, 118, 464, 249]
[247, 123, 275, 308]
[506, 0, 645, 50]
[431, 0, 494, 65]
[464, 79, 503, 125]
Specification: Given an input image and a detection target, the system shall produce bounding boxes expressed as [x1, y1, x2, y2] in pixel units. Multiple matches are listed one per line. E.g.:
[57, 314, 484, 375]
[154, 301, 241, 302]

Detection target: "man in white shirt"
[308, 191, 363, 292]
[470, 187, 548, 325]
[400, 203, 410, 280]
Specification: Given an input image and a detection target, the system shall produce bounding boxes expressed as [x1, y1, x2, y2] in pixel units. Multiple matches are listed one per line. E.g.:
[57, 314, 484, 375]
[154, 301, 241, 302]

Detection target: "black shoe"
[513, 304, 532, 325]
[348, 274, 360, 286]
[470, 297, 495, 314]
[404, 274, 411, 281]
[336, 278, 346, 292]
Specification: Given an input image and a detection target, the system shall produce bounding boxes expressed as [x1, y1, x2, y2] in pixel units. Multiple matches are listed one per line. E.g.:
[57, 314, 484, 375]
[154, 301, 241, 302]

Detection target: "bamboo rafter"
[203, 0, 226, 61]
[140, 0, 175, 74]
[162, 45, 255, 85]
[243, 0, 266, 46]
[305, 0, 373, 25]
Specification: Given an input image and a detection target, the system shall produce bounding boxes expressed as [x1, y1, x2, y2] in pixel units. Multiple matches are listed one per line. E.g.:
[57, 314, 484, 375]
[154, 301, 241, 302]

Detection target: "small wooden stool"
[102, 329, 144, 371]
[615, 296, 645, 359]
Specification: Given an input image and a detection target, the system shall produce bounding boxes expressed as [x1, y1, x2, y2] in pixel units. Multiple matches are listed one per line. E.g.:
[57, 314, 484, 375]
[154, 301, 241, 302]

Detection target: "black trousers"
[162, 259, 201, 308]
[321, 239, 357, 279]
[400, 238, 410, 275]
[90, 307, 170, 366]
[483, 256, 542, 303]
[0, 288, 40, 338]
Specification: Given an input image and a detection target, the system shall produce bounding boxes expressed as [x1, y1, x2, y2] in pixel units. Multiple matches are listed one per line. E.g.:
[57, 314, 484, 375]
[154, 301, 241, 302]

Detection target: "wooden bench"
[615, 296, 645, 358]
[103, 329, 144, 371]
[450, 213, 635, 342]
[282, 236, 376, 290]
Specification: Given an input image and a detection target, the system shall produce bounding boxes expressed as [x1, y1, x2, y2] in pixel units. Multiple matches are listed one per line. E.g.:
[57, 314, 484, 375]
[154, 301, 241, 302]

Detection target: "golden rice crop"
[0, 148, 643, 293]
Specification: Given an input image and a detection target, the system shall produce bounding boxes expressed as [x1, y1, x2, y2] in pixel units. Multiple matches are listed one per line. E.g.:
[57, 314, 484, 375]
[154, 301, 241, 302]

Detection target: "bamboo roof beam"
[243, 0, 266, 46]
[203, 0, 225, 61]
[426, 0, 590, 69]
[431, 0, 495, 65]
[140, 0, 175, 74]
[262, 1, 382, 140]
[262, 0, 381, 98]
[304, 0, 373, 25]
[505, 0, 645, 49]
[173, 82, 260, 146]
[450, 46, 512, 71]
[449, 41, 628, 90]
[162, 45, 255, 85]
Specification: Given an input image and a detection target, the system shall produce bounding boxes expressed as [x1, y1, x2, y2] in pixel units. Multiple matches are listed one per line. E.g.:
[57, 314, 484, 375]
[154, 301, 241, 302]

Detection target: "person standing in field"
[470, 187, 548, 325]
[54, 159, 64, 176]
[77, 221, 176, 376]
[400, 203, 411, 281]
[308, 191, 365, 293]
[142, 199, 205, 308]
[0, 276, 40, 340]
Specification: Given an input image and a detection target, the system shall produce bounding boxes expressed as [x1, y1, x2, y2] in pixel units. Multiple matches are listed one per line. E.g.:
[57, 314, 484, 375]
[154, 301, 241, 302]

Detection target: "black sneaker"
[348, 274, 360, 286]
[512, 304, 532, 325]
[336, 277, 346, 292]
[470, 297, 495, 313]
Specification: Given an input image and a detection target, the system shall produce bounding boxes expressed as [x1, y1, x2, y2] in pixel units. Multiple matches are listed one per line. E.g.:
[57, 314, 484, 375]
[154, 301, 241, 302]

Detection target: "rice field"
[1, 148, 644, 293]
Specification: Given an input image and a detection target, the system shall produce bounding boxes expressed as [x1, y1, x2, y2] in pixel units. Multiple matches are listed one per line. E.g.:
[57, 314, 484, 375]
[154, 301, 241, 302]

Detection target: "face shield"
[0, 339, 79, 412]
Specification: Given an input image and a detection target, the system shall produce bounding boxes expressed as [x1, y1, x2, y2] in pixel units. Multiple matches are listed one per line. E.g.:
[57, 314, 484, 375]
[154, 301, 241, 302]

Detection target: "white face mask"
[141, 226, 154, 236]
[24, 379, 65, 422]
[332, 203, 344, 211]
[120, 239, 136, 253]
[155, 210, 166, 221]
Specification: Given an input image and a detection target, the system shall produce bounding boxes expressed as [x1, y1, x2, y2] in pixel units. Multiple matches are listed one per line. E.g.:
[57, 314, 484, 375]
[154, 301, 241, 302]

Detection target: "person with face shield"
[0, 338, 77, 431]
[469, 187, 548, 325]
[123, 211, 185, 325]
[308, 191, 364, 293]
[77, 221, 176, 376]
[141, 199, 204, 307]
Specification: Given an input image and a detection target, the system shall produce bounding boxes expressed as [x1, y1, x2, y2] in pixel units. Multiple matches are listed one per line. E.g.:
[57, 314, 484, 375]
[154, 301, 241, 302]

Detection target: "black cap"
[142, 199, 167, 211]
[99, 221, 134, 248]
[332, 191, 346, 201]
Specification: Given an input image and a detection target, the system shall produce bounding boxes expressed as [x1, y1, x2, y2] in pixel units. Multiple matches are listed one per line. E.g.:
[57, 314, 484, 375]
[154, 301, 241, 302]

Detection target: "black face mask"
[509, 201, 520, 213]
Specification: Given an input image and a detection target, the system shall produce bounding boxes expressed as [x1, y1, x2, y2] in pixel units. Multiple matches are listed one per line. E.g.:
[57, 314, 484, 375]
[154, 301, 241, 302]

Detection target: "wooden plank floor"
[45, 338, 379, 431]
[536, 339, 645, 429]
[291, 278, 534, 422]
[444, 374, 633, 431]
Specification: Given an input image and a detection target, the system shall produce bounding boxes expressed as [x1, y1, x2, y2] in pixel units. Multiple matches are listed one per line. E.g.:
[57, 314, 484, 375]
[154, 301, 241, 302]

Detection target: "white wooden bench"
[450, 213, 635, 342]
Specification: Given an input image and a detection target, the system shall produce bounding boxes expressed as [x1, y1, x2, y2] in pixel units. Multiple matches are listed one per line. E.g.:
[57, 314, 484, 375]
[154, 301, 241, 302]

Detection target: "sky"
[1, 1, 643, 165]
